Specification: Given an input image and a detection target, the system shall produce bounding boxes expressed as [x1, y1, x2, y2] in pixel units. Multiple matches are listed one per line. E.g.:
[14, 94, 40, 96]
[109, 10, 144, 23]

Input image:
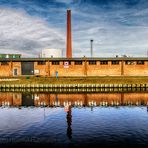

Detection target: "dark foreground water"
[0, 92, 148, 147]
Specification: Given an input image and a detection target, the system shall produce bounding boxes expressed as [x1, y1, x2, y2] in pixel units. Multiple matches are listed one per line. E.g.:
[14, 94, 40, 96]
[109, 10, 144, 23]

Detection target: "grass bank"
[0, 76, 148, 85]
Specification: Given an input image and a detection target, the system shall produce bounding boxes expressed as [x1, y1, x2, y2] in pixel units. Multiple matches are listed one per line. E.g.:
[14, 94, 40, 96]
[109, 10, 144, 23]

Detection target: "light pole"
[90, 39, 93, 58]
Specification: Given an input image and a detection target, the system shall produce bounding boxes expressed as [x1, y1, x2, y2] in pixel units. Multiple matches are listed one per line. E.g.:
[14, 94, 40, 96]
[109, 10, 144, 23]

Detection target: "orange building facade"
[0, 57, 148, 77]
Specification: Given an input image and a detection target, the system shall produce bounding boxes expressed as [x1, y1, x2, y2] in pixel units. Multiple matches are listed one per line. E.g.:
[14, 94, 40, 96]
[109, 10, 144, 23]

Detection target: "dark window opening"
[89, 61, 97, 65]
[37, 61, 46, 65]
[100, 61, 108, 65]
[75, 61, 83, 65]
[52, 61, 60, 65]
[136, 61, 144, 65]
[112, 61, 119, 65]
[125, 61, 134, 65]
[1, 61, 9, 65]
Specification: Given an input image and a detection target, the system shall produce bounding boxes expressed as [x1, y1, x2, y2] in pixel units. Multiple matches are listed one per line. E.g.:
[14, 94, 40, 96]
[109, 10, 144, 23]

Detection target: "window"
[1, 61, 9, 65]
[75, 61, 82, 65]
[112, 61, 119, 65]
[37, 61, 46, 65]
[52, 61, 60, 65]
[89, 61, 96, 65]
[63, 61, 71, 65]
[136, 61, 144, 65]
[125, 61, 134, 65]
[100, 61, 108, 65]
[14, 69, 18, 76]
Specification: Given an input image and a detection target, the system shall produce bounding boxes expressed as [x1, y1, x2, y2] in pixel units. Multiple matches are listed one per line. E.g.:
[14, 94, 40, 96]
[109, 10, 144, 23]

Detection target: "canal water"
[0, 92, 148, 147]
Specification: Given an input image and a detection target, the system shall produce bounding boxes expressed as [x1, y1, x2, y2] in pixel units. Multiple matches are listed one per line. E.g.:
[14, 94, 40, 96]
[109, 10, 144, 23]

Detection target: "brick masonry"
[0, 60, 148, 77]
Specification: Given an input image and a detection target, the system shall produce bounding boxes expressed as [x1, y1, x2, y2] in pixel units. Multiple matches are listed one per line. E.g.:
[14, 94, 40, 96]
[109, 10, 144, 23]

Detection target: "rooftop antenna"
[90, 39, 93, 58]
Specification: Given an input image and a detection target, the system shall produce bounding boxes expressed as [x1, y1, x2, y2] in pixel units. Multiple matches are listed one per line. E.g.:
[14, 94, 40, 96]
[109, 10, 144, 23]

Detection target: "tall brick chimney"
[66, 9, 72, 58]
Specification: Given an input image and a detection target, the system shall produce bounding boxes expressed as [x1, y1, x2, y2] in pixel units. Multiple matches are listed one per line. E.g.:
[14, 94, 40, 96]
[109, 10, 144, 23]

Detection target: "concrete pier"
[0, 83, 148, 93]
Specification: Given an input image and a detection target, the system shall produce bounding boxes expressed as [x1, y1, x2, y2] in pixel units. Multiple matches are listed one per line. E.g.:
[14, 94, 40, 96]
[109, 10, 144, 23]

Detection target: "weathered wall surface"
[87, 61, 122, 76]
[0, 62, 11, 76]
[49, 61, 85, 76]
[123, 62, 148, 76]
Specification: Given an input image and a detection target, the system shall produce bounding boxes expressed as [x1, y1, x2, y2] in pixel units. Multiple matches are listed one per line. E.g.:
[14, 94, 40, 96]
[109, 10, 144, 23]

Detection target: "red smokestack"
[66, 9, 72, 58]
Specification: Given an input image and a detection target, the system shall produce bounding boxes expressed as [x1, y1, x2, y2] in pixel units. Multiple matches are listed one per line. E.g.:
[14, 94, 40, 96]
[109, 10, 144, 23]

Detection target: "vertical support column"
[66, 9, 72, 58]
[44, 61, 47, 77]
[20, 62, 22, 76]
[121, 93, 124, 105]
[48, 60, 50, 76]
[84, 60, 87, 76]
[121, 60, 124, 76]
[10, 61, 13, 77]
[84, 94, 88, 106]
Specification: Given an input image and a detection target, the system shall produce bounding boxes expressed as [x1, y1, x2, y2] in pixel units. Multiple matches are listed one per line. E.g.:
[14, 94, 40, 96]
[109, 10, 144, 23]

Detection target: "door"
[13, 69, 18, 76]
[21, 62, 34, 75]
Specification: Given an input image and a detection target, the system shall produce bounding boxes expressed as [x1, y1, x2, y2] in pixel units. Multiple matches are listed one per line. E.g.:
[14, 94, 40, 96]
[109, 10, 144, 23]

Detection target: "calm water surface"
[0, 92, 148, 147]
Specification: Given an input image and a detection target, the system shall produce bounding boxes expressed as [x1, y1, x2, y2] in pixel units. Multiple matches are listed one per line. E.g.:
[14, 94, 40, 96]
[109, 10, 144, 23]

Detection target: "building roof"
[0, 54, 21, 55]
[0, 57, 148, 61]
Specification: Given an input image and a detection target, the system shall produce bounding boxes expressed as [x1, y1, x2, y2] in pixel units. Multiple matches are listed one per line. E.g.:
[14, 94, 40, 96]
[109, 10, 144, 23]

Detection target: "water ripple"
[0, 106, 148, 145]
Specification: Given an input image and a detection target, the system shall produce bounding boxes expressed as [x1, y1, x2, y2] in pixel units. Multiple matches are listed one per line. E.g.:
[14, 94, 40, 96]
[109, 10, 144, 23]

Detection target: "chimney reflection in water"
[66, 105, 72, 139]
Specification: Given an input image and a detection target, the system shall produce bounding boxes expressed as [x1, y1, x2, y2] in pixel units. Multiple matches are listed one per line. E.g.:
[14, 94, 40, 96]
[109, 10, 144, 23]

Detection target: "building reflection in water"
[1, 92, 148, 107]
[1, 92, 148, 139]
[22, 94, 34, 106]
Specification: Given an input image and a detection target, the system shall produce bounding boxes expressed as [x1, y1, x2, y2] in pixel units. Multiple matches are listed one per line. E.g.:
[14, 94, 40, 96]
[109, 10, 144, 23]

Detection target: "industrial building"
[0, 10, 147, 77]
[0, 57, 148, 77]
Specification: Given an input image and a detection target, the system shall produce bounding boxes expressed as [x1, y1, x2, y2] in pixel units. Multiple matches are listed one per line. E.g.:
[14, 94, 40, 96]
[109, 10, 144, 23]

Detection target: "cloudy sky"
[0, 0, 148, 57]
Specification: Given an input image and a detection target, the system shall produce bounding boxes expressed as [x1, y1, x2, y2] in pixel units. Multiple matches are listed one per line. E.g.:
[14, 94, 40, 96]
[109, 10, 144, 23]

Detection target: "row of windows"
[0, 61, 146, 66]
[50, 60, 145, 65]
[125, 61, 144, 65]
[0, 62, 9, 65]
[51, 61, 72, 65]
[37, 61, 46, 65]
[89, 61, 119, 65]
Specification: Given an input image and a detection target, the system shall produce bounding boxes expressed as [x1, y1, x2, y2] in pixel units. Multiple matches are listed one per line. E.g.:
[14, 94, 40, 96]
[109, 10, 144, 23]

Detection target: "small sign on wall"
[34, 69, 39, 74]
[64, 61, 69, 68]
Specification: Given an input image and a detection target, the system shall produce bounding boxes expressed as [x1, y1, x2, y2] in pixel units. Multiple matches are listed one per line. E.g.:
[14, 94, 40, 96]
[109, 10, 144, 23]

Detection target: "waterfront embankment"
[0, 76, 148, 90]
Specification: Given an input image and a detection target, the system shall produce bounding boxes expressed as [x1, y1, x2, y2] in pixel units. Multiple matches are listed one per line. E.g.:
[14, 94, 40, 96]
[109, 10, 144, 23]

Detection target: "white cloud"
[0, 4, 148, 58]
[72, 25, 148, 57]
[70, 5, 148, 57]
[0, 8, 66, 57]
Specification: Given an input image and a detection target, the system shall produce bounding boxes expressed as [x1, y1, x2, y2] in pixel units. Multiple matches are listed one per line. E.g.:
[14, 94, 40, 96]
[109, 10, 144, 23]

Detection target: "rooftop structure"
[41, 49, 62, 58]
[0, 54, 21, 59]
